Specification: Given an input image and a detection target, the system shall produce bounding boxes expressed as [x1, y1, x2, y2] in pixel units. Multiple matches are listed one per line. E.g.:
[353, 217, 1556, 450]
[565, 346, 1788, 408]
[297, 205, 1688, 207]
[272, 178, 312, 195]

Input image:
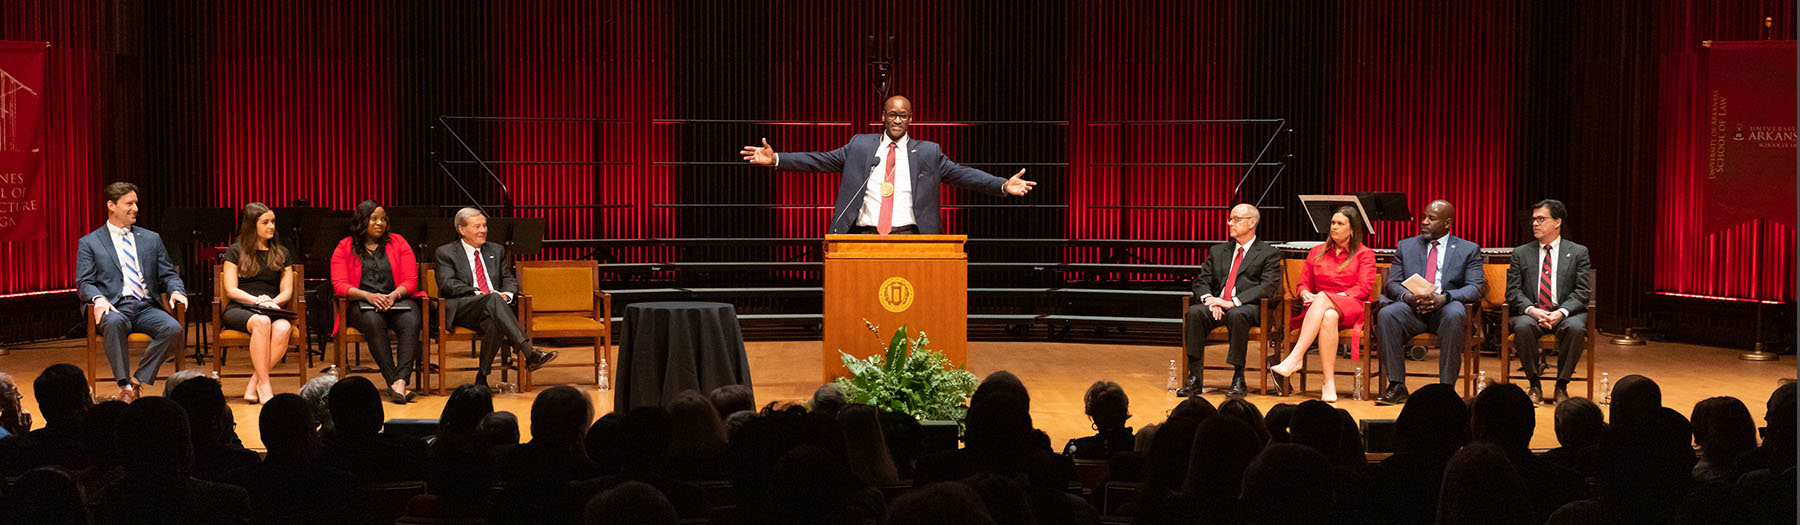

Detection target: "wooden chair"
[1370, 262, 1483, 398]
[1499, 268, 1599, 398]
[209, 264, 308, 383]
[83, 294, 188, 392]
[424, 263, 526, 394]
[1279, 259, 1383, 398]
[333, 262, 432, 395]
[515, 260, 613, 391]
[1178, 290, 1281, 395]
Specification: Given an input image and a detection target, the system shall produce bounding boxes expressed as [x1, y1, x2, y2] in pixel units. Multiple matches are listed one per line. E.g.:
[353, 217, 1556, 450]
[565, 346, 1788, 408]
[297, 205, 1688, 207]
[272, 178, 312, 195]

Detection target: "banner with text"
[1704, 40, 1796, 234]
[0, 41, 47, 242]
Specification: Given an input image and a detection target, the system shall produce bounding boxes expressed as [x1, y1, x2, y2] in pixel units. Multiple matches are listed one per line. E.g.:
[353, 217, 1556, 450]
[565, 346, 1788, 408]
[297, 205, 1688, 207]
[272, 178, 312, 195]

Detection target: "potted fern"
[835, 323, 979, 424]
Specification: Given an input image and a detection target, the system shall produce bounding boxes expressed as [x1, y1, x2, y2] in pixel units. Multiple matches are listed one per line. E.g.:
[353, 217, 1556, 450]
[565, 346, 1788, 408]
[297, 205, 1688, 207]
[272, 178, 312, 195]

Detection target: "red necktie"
[1221, 245, 1246, 302]
[877, 142, 898, 236]
[1422, 240, 1439, 285]
[473, 251, 493, 294]
[1537, 245, 1554, 309]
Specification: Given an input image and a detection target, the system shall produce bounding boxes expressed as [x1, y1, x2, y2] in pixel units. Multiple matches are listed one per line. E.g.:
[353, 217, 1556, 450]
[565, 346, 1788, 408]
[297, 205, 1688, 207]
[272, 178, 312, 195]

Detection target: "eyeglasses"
[1531, 216, 1556, 224]
[883, 112, 911, 121]
[1226, 216, 1256, 223]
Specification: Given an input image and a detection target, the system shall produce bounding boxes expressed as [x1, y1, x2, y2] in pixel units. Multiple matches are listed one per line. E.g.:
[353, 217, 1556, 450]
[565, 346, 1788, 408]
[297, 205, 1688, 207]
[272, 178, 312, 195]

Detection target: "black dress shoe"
[526, 350, 559, 371]
[1527, 385, 1544, 406]
[1266, 356, 1291, 396]
[1226, 376, 1248, 399]
[1374, 384, 1410, 406]
[1174, 376, 1201, 397]
[389, 390, 409, 404]
[1553, 386, 1570, 405]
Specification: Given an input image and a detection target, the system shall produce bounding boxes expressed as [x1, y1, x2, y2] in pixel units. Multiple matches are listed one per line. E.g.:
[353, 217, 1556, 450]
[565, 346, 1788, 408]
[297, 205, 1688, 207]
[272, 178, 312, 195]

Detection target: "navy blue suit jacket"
[1382, 233, 1483, 304]
[776, 133, 1009, 234]
[75, 225, 186, 305]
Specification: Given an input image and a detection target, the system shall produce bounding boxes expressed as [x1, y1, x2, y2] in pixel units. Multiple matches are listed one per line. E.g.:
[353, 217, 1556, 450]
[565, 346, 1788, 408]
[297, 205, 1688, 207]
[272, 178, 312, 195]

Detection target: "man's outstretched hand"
[1004, 169, 1036, 196]
[740, 138, 776, 166]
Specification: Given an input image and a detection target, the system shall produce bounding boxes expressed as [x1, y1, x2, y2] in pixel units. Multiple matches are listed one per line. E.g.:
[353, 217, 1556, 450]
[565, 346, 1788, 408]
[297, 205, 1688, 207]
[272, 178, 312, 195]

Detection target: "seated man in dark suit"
[1178, 203, 1283, 398]
[1505, 199, 1592, 405]
[434, 208, 557, 387]
[1374, 200, 1483, 406]
[75, 182, 188, 402]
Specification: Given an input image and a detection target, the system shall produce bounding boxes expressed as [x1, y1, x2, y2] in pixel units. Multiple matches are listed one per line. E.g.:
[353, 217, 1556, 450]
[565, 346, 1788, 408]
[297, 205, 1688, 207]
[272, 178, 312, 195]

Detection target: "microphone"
[829, 156, 884, 233]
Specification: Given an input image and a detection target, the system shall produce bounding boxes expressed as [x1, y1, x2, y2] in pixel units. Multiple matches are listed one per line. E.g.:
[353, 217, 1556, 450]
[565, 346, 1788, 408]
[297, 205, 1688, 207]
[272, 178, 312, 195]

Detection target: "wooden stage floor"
[3, 337, 1792, 451]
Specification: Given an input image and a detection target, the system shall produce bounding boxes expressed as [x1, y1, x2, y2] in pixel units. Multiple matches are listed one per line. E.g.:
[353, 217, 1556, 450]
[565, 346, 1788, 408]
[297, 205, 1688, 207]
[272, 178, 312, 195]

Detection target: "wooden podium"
[822, 234, 968, 382]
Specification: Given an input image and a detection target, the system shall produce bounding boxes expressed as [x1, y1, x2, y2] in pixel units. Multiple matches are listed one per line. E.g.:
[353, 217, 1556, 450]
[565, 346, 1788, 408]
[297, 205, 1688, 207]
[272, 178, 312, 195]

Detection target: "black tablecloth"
[614, 301, 753, 409]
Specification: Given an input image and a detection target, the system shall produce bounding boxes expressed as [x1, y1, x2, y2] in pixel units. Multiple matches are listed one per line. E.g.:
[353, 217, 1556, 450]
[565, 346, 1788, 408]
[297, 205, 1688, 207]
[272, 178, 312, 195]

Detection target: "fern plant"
[835, 324, 979, 423]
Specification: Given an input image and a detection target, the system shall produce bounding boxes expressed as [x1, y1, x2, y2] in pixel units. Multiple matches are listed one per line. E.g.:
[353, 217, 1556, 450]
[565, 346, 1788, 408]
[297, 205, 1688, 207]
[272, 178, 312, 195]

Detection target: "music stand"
[500, 217, 547, 256]
[386, 217, 438, 263]
[1353, 192, 1413, 223]
[158, 207, 236, 365]
[1297, 195, 1376, 234]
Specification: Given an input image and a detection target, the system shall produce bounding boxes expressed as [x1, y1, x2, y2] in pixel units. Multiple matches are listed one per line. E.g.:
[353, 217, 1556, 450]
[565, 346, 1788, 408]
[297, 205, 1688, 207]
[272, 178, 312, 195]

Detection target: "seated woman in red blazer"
[1269, 206, 1377, 403]
[331, 201, 428, 403]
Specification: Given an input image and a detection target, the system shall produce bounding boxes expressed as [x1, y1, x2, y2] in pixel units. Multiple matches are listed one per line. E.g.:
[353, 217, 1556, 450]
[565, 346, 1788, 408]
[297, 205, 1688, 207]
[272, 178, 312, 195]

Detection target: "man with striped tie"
[1506, 199, 1592, 406]
[75, 182, 188, 402]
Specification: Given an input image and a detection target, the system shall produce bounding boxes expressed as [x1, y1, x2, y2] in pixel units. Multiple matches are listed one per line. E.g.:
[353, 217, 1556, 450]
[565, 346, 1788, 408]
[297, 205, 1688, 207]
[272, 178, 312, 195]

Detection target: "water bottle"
[1597, 372, 1610, 406]
[1165, 360, 1179, 394]
[596, 357, 612, 392]
[1476, 370, 1488, 395]
[1352, 367, 1367, 401]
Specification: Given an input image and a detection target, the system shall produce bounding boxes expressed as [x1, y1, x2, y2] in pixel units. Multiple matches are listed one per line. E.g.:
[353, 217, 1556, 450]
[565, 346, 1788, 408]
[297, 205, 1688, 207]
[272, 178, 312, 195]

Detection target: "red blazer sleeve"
[1348, 247, 1377, 301]
[330, 237, 357, 296]
[389, 234, 425, 298]
[1298, 245, 1320, 295]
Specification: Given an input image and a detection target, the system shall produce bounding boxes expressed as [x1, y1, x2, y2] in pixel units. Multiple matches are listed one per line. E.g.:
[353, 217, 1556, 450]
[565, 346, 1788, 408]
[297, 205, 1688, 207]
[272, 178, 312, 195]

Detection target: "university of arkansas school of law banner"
[1703, 40, 1796, 234]
[0, 41, 48, 242]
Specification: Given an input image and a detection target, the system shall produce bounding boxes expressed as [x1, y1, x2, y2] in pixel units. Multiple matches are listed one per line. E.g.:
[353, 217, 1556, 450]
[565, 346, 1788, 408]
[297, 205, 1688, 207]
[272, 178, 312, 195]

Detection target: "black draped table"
[614, 301, 753, 409]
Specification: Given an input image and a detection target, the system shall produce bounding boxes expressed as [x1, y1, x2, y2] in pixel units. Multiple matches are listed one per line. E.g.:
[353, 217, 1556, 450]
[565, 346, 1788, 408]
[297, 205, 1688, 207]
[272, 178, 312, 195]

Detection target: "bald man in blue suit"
[740, 96, 1038, 235]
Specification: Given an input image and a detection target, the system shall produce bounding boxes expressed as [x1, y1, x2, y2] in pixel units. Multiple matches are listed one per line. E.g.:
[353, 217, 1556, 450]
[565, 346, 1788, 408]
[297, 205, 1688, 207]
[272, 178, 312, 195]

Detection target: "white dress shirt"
[462, 240, 496, 298]
[1200, 237, 1255, 307]
[1539, 237, 1568, 317]
[104, 222, 142, 301]
[1426, 238, 1447, 293]
[856, 135, 915, 228]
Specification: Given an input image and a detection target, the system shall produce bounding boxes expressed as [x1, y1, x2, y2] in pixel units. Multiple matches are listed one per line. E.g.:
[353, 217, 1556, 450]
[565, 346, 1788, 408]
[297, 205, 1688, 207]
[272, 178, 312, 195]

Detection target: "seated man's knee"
[98, 311, 130, 332]
[1224, 307, 1257, 324]
[1184, 304, 1211, 323]
[1378, 301, 1410, 321]
[1558, 316, 1586, 336]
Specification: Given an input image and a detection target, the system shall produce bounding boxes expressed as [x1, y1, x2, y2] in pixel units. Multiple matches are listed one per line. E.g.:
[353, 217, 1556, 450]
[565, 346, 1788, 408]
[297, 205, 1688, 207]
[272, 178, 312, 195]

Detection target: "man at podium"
[739, 96, 1037, 235]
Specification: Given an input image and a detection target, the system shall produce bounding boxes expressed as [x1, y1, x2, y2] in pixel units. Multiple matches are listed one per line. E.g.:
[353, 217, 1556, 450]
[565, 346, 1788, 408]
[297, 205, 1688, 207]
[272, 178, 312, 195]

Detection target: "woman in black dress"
[221, 202, 296, 404]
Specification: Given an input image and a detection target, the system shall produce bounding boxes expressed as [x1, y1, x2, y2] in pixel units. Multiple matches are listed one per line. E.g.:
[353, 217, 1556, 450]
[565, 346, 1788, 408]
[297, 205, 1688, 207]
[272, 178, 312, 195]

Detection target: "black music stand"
[1297, 193, 1411, 234]
[159, 207, 236, 365]
[499, 217, 547, 256]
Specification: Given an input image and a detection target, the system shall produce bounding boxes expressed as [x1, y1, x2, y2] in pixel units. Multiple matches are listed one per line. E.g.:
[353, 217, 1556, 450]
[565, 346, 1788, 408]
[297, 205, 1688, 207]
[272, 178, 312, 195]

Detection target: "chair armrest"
[517, 294, 532, 332]
[335, 296, 349, 333]
[596, 290, 613, 328]
[84, 303, 97, 339]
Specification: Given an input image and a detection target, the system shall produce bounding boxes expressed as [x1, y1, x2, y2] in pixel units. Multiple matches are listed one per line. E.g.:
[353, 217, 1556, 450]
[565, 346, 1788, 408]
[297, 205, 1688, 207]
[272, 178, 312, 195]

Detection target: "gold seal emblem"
[877, 277, 915, 313]
[880, 182, 895, 197]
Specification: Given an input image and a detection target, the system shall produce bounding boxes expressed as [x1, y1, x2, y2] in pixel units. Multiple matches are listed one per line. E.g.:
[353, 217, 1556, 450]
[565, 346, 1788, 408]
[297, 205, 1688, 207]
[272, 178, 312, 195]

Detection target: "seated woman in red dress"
[1268, 206, 1376, 402]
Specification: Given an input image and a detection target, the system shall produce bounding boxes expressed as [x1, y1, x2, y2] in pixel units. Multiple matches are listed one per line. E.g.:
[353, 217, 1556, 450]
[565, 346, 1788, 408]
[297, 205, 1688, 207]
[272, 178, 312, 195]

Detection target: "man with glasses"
[739, 96, 1037, 235]
[1178, 204, 1282, 398]
[1506, 199, 1591, 406]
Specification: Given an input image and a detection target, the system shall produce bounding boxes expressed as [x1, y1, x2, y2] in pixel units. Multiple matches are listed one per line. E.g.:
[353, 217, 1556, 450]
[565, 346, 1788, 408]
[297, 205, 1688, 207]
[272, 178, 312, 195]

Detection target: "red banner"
[1703, 40, 1796, 234]
[0, 41, 47, 243]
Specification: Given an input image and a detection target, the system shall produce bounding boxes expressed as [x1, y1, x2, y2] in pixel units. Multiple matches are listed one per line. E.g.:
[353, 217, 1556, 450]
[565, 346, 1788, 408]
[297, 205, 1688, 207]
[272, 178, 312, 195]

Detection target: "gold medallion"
[878, 277, 915, 313]
[880, 182, 895, 197]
